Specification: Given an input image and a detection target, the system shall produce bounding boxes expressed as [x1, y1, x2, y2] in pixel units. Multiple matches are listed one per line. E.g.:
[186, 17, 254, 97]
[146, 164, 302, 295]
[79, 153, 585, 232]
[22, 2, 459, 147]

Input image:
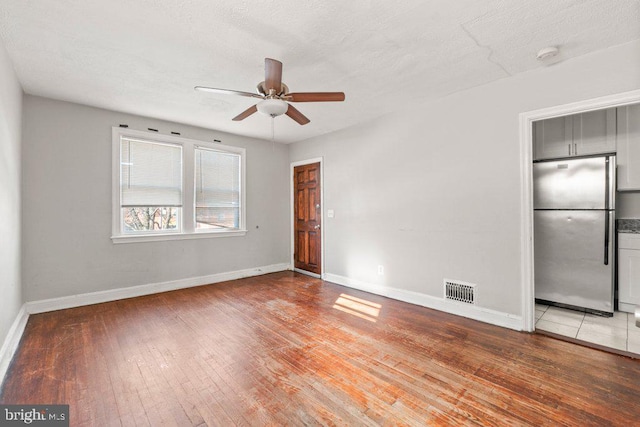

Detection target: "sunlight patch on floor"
[333, 293, 381, 322]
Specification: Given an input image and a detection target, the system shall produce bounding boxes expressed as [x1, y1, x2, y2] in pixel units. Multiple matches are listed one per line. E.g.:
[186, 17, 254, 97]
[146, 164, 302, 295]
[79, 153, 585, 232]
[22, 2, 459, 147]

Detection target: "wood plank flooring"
[2, 271, 640, 426]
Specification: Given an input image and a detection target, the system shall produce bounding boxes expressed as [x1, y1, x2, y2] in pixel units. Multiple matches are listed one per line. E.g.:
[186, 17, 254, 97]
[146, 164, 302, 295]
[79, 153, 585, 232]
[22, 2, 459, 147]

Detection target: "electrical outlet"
[377, 265, 384, 275]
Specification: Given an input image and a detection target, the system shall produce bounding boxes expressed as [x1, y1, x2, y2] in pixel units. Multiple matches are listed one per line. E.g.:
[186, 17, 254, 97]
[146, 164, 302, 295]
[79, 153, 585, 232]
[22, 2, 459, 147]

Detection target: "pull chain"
[271, 116, 275, 151]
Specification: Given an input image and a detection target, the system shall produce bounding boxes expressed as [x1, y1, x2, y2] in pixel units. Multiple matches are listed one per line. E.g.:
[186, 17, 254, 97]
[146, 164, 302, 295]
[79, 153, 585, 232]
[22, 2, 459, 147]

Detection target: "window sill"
[111, 229, 247, 244]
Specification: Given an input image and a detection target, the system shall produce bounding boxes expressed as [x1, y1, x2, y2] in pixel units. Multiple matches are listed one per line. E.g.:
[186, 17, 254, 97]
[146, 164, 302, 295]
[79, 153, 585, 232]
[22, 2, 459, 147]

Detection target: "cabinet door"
[617, 104, 640, 191]
[573, 108, 616, 156]
[533, 116, 572, 160]
[618, 248, 640, 310]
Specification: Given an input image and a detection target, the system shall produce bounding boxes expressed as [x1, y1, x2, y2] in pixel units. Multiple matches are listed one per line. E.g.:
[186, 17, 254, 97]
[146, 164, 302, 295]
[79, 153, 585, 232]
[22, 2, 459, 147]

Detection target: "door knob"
[314, 224, 320, 229]
[316, 204, 320, 209]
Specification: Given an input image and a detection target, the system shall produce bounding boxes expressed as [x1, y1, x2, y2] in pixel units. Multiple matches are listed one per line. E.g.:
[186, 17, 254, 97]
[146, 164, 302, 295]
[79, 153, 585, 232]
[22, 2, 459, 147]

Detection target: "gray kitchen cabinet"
[618, 233, 640, 313]
[533, 108, 616, 160]
[572, 108, 616, 156]
[533, 116, 573, 160]
[617, 104, 640, 191]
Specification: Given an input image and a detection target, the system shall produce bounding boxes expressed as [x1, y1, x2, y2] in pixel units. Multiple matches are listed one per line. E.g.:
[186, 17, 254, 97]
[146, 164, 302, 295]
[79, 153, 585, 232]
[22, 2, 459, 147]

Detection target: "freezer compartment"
[533, 156, 615, 210]
[534, 210, 615, 314]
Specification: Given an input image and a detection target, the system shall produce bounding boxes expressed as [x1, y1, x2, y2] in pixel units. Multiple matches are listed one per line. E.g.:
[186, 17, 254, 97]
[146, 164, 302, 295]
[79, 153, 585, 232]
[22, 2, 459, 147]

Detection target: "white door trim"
[290, 157, 325, 278]
[519, 89, 640, 332]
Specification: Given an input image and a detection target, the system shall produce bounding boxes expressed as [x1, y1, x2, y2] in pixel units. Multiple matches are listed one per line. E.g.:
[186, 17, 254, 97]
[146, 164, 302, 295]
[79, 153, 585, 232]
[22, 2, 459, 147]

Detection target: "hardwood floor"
[2, 271, 640, 426]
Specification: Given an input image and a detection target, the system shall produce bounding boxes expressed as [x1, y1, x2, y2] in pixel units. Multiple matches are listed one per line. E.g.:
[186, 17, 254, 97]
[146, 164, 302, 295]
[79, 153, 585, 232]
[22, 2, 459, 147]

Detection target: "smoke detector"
[536, 46, 559, 61]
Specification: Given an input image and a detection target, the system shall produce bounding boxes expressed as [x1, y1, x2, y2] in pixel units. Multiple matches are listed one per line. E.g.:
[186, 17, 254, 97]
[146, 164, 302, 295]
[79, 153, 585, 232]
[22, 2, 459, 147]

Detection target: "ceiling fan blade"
[264, 58, 283, 93]
[285, 104, 310, 125]
[285, 92, 345, 102]
[195, 86, 263, 99]
[232, 105, 258, 121]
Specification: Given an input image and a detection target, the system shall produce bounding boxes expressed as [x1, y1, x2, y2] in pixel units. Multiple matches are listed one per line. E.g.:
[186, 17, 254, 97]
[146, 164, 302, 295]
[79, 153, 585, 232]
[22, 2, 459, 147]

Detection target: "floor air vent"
[444, 279, 476, 305]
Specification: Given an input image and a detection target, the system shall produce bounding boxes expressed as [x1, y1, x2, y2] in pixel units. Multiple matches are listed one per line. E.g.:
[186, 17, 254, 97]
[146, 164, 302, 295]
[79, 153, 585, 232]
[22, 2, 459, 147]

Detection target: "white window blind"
[195, 147, 241, 230]
[121, 138, 183, 207]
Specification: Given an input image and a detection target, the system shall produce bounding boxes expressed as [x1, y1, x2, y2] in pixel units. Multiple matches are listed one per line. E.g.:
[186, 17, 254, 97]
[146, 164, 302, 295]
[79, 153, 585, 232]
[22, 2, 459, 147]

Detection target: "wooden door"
[294, 162, 321, 275]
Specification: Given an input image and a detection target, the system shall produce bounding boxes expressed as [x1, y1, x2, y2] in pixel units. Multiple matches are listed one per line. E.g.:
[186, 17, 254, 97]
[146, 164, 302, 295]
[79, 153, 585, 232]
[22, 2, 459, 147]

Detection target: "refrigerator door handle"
[604, 157, 610, 211]
[604, 212, 609, 266]
[603, 156, 612, 266]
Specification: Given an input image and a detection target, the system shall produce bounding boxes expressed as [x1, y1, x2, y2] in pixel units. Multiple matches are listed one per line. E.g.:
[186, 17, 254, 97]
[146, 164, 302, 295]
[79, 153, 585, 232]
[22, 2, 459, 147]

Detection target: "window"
[112, 128, 246, 243]
[194, 147, 241, 230]
[120, 139, 182, 233]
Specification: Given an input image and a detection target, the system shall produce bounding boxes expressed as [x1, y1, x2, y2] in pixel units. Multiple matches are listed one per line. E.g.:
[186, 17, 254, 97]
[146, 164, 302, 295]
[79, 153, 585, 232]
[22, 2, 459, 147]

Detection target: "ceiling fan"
[195, 58, 345, 125]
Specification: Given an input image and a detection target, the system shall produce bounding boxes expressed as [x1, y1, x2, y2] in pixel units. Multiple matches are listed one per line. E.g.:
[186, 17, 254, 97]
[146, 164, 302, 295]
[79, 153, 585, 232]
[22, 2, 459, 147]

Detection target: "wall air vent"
[444, 279, 476, 305]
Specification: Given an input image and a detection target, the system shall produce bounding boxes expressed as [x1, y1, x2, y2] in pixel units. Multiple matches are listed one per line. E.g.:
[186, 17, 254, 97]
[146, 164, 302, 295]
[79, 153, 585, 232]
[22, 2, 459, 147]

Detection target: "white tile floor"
[535, 304, 640, 354]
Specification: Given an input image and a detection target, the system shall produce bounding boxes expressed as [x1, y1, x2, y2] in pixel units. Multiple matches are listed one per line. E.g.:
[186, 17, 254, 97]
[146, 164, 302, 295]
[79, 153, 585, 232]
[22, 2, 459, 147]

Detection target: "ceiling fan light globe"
[256, 99, 288, 117]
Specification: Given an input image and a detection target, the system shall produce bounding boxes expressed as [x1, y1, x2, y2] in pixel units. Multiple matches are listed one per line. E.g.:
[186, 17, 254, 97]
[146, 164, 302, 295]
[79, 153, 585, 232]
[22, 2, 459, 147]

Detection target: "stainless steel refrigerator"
[533, 155, 615, 316]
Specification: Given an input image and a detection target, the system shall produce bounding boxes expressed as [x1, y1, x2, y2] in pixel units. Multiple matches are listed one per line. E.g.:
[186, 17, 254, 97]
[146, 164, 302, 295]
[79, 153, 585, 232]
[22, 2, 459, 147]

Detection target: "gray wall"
[289, 40, 640, 316]
[22, 96, 290, 301]
[0, 41, 22, 347]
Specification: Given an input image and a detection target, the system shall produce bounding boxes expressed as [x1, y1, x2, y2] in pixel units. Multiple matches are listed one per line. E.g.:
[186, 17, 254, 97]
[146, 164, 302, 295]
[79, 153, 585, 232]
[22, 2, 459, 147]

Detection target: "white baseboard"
[25, 263, 291, 315]
[0, 305, 29, 385]
[324, 273, 523, 331]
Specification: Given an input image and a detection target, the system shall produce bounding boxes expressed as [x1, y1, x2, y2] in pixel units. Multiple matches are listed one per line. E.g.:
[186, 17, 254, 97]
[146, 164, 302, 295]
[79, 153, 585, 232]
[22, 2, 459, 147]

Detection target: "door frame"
[290, 157, 324, 278]
[519, 89, 640, 332]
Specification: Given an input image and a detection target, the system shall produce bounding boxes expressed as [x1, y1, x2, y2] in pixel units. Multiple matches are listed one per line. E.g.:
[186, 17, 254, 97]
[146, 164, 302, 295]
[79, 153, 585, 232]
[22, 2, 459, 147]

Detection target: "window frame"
[111, 127, 246, 243]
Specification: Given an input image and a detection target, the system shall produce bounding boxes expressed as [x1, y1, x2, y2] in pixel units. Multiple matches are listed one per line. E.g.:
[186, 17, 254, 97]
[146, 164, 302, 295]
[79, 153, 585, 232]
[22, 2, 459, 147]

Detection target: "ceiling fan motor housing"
[258, 81, 289, 97]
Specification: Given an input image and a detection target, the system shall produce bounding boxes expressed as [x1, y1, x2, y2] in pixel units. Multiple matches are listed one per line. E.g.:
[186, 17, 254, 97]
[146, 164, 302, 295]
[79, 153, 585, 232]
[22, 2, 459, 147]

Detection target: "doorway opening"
[520, 89, 640, 357]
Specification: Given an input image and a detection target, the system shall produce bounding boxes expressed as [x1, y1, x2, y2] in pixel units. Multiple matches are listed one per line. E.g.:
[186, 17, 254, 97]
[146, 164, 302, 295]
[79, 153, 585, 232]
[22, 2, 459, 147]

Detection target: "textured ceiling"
[0, 0, 638, 143]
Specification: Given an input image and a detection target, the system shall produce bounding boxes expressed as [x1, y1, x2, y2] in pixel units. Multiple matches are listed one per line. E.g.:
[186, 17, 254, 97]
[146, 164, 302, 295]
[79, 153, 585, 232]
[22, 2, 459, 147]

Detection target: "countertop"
[618, 219, 640, 234]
